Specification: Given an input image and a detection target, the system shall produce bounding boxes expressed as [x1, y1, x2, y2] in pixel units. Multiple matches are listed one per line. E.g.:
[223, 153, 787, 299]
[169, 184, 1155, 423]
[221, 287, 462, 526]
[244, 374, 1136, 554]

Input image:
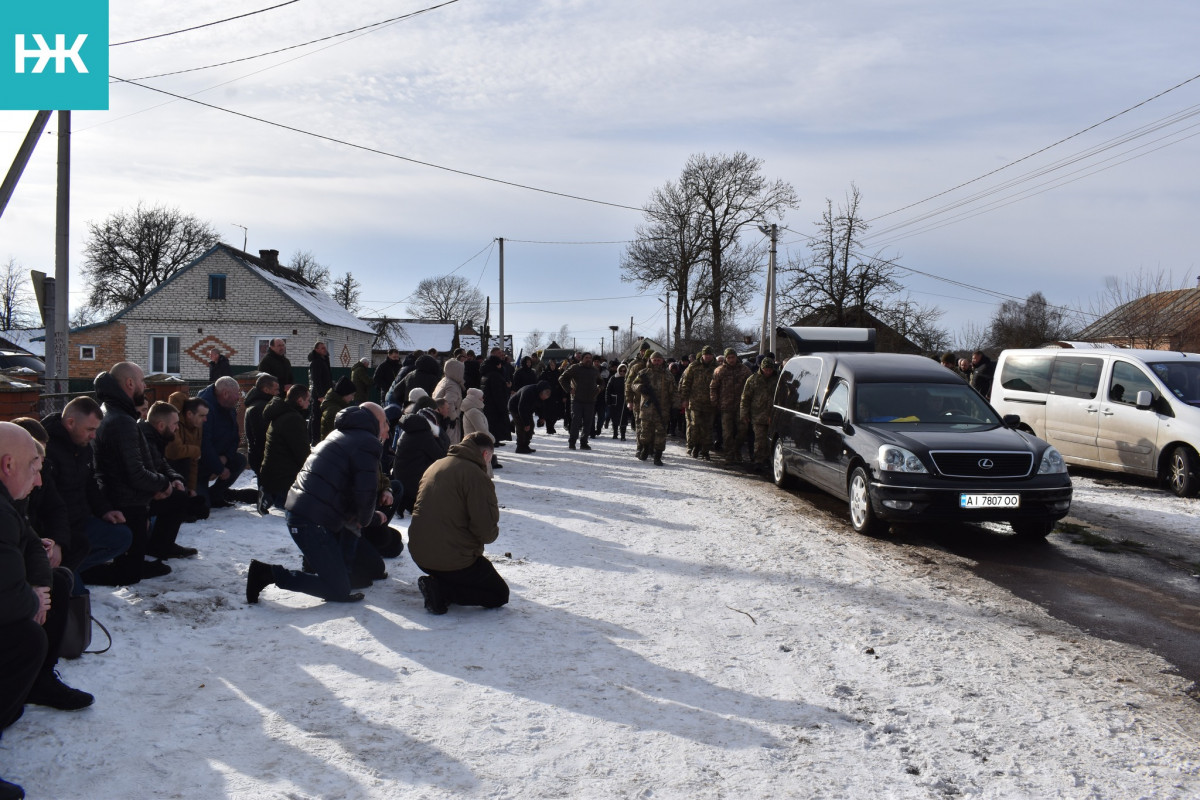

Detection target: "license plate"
[960, 493, 1020, 509]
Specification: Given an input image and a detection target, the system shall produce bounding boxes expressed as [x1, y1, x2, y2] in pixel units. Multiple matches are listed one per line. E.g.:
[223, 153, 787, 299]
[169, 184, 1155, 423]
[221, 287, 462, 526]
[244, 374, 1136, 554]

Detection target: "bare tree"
[0, 258, 35, 331]
[81, 202, 219, 315]
[954, 319, 990, 353]
[987, 291, 1078, 350]
[70, 304, 101, 330]
[681, 152, 798, 337]
[287, 250, 331, 290]
[406, 274, 486, 325]
[522, 328, 546, 354]
[1083, 267, 1190, 348]
[331, 272, 362, 313]
[621, 179, 707, 344]
[778, 185, 947, 353]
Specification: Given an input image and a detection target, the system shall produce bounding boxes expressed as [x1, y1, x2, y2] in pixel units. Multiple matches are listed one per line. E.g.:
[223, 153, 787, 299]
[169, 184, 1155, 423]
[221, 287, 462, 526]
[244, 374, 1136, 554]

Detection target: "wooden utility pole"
[51, 111, 72, 393]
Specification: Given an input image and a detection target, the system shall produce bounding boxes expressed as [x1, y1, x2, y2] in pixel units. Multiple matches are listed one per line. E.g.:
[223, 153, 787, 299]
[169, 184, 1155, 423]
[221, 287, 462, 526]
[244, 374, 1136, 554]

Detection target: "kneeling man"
[407, 431, 507, 614]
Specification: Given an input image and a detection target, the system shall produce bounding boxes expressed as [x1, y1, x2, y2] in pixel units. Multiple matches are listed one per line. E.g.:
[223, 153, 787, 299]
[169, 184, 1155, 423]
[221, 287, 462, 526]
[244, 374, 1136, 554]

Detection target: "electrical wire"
[109, 76, 646, 214]
[122, 1, 461, 80]
[868, 70, 1200, 223]
[111, 1, 302, 47]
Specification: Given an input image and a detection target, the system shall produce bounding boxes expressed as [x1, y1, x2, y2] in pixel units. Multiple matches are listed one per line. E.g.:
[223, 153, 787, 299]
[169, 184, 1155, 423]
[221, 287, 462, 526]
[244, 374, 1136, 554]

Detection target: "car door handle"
[1085, 405, 1099, 414]
[1100, 408, 1115, 416]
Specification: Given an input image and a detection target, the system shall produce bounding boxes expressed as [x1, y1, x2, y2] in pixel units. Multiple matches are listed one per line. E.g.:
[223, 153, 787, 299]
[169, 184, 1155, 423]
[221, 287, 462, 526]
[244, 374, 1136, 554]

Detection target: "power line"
[503, 239, 634, 245]
[123, 1, 461, 81]
[110, 76, 646, 214]
[111, 1, 302, 47]
[869, 70, 1200, 223]
[507, 293, 650, 306]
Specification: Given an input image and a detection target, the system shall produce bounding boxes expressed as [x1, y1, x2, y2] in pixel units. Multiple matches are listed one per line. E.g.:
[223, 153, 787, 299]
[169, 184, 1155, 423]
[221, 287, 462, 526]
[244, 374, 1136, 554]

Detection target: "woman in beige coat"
[460, 388, 500, 474]
[433, 358, 466, 443]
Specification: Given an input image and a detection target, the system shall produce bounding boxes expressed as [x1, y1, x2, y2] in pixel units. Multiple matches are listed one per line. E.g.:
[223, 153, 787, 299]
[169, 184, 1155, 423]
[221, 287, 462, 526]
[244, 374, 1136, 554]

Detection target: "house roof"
[68, 243, 374, 335]
[1077, 288, 1200, 340]
[365, 318, 456, 352]
[0, 328, 44, 356]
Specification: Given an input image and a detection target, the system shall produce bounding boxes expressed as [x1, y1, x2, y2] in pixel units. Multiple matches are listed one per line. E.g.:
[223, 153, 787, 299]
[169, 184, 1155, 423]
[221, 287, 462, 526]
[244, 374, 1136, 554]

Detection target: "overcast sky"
[3, 0, 1199, 352]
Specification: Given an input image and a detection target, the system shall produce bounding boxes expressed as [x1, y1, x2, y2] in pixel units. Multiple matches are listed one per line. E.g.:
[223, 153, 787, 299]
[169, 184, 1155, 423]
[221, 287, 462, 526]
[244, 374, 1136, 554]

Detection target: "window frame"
[148, 334, 181, 375]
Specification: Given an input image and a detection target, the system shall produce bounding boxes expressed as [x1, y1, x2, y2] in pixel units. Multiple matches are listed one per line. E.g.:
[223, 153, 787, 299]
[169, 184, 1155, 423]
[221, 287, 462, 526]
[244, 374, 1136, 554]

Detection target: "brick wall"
[66, 321, 127, 380]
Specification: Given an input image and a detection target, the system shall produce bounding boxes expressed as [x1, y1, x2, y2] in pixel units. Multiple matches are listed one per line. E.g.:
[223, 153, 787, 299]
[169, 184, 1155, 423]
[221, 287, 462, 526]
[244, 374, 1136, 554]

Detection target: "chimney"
[258, 249, 280, 270]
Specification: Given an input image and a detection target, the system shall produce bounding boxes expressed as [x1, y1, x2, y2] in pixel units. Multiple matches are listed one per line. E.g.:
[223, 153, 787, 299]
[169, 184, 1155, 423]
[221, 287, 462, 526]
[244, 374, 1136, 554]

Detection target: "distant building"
[365, 318, 457, 362]
[62, 244, 375, 381]
[1077, 287, 1200, 352]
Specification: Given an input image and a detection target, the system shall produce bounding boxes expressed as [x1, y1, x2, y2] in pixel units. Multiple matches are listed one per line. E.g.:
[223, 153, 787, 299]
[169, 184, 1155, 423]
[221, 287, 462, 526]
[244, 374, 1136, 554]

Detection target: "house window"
[208, 274, 227, 300]
[149, 335, 180, 374]
[79, 345, 96, 361]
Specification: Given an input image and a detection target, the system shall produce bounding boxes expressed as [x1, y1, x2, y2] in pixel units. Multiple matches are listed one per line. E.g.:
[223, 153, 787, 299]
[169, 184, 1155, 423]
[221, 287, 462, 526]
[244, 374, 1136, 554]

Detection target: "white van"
[989, 347, 1200, 496]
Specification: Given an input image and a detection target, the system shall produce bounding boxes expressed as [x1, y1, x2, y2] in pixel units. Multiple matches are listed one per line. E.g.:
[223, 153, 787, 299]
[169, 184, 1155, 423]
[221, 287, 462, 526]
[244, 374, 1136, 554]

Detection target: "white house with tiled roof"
[64, 244, 376, 381]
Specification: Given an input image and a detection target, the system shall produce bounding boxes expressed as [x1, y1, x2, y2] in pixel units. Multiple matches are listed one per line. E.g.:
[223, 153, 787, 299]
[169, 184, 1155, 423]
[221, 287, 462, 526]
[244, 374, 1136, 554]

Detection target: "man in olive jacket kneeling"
[407, 431, 506, 614]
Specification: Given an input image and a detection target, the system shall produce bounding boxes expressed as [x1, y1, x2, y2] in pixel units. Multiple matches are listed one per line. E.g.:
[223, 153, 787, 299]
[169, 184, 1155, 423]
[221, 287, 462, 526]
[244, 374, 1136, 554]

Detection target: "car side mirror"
[819, 410, 844, 427]
[1135, 390, 1153, 410]
[1002, 414, 1021, 428]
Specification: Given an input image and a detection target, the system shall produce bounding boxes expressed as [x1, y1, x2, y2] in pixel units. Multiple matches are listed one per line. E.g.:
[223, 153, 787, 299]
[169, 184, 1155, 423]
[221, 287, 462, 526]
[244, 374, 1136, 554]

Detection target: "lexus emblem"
[978, 458, 994, 470]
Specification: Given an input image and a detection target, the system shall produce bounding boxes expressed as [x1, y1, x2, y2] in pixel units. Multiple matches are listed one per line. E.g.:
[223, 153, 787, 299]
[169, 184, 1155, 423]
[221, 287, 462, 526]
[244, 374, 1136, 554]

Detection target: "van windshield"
[1149, 361, 1200, 408]
[854, 383, 1000, 426]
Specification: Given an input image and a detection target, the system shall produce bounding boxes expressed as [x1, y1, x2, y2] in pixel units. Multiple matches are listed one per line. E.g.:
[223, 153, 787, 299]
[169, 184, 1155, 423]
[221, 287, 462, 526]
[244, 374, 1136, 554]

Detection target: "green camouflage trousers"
[637, 406, 668, 453]
[686, 405, 714, 452]
[720, 408, 745, 463]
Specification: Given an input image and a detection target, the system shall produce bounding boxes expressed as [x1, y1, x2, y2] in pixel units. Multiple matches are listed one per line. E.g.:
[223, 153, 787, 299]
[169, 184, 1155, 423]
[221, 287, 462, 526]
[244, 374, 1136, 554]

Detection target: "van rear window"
[999, 354, 1053, 393]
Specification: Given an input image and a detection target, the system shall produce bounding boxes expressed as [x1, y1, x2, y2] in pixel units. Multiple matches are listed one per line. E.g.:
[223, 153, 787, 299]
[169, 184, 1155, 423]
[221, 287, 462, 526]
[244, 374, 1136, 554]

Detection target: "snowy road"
[6, 431, 1200, 799]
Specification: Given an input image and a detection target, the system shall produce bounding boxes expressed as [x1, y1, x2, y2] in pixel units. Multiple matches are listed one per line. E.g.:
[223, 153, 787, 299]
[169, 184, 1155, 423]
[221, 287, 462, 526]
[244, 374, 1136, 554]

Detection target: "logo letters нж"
[14, 33, 89, 74]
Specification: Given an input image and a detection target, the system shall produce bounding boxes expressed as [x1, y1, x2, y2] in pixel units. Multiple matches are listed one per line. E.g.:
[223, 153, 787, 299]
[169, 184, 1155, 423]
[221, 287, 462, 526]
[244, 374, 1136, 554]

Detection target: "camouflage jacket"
[624, 354, 649, 404]
[678, 358, 716, 407]
[710, 360, 751, 411]
[630, 363, 677, 417]
[740, 370, 775, 425]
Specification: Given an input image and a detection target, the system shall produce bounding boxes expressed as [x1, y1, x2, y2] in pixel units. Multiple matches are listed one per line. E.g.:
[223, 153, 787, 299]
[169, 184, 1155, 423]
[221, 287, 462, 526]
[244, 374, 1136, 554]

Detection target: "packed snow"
[5, 431, 1199, 799]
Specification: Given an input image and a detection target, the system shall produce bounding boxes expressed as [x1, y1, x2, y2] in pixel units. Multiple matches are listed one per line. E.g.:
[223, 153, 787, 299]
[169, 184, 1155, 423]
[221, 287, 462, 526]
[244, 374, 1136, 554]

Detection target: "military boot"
[653, 451, 664, 466]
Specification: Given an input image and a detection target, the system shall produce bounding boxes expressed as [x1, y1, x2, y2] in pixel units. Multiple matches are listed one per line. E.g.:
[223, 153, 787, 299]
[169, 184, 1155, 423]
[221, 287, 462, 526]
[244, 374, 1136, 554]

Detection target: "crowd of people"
[0, 337, 787, 798]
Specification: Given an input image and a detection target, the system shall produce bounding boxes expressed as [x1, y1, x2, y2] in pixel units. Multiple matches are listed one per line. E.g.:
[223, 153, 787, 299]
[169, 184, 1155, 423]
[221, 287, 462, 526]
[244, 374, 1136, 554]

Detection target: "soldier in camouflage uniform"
[679, 345, 717, 459]
[709, 347, 752, 467]
[622, 343, 652, 432]
[740, 357, 777, 473]
[630, 352, 677, 465]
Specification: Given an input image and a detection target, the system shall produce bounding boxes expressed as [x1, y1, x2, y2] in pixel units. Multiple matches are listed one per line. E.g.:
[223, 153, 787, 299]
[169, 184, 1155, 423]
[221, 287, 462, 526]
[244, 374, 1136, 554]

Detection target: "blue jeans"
[74, 517, 134, 594]
[274, 512, 357, 601]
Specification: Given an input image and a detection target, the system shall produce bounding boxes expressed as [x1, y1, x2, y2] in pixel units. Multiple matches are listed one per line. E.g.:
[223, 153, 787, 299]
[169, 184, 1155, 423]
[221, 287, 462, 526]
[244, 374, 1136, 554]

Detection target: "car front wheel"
[1164, 444, 1199, 498]
[771, 438, 792, 488]
[1011, 518, 1055, 539]
[848, 466, 884, 535]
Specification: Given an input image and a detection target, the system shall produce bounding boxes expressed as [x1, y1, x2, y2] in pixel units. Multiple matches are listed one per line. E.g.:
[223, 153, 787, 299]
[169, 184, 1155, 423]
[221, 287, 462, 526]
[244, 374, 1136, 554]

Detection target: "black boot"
[653, 451, 664, 466]
[246, 560, 275, 604]
[635, 446, 648, 461]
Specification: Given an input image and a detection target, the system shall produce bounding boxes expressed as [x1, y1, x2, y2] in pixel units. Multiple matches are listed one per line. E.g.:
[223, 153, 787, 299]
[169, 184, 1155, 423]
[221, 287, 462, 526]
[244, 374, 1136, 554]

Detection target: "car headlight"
[1038, 446, 1067, 474]
[878, 445, 927, 473]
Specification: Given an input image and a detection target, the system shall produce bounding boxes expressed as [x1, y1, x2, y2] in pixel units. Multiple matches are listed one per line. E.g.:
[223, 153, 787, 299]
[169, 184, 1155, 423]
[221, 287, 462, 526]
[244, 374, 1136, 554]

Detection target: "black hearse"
[767, 328, 1072, 538]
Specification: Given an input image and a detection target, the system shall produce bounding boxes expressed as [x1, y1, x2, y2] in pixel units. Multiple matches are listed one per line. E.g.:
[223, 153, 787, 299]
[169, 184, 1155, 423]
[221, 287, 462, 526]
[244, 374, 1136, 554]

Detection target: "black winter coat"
[463, 359, 481, 391]
[208, 353, 233, 382]
[19, 461, 83, 571]
[387, 354, 441, 406]
[0, 483, 46, 627]
[42, 412, 114, 533]
[94, 372, 170, 508]
[509, 382, 549, 425]
[257, 348, 294, 388]
[511, 365, 537, 393]
[373, 357, 401, 398]
[259, 397, 310, 496]
[480, 358, 512, 441]
[137, 420, 185, 485]
[243, 387, 273, 474]
[390, 410, 449, 512]
[286, 405, 382, 533]
[308, 349, 333, 400]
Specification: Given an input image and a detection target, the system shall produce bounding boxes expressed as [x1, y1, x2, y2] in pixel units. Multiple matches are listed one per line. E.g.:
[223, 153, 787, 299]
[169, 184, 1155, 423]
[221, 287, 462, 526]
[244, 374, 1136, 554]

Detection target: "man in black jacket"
[0, 422, 92, 800]
[207, 347, 233, 382]
[93, 362, 183, 584]
[508, 380, 552, 454]
[373, 348, 402, 403]
[257, 338, 294, 390]
[244, 373, 279, 477]
[307, 341, 332, 444]
[139, 402, 196, 560]
[42, 397, 133, 591]
[247, 403, 389, 605]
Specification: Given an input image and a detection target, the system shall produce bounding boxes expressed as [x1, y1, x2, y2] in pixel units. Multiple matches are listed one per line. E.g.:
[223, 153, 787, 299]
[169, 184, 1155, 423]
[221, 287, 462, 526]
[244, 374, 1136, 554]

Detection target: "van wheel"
[1164, 444, 1199, 498]
[771, 438, 792, 488]
[1011, 518, 1054, 539]
[848, 467, 884, 535]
